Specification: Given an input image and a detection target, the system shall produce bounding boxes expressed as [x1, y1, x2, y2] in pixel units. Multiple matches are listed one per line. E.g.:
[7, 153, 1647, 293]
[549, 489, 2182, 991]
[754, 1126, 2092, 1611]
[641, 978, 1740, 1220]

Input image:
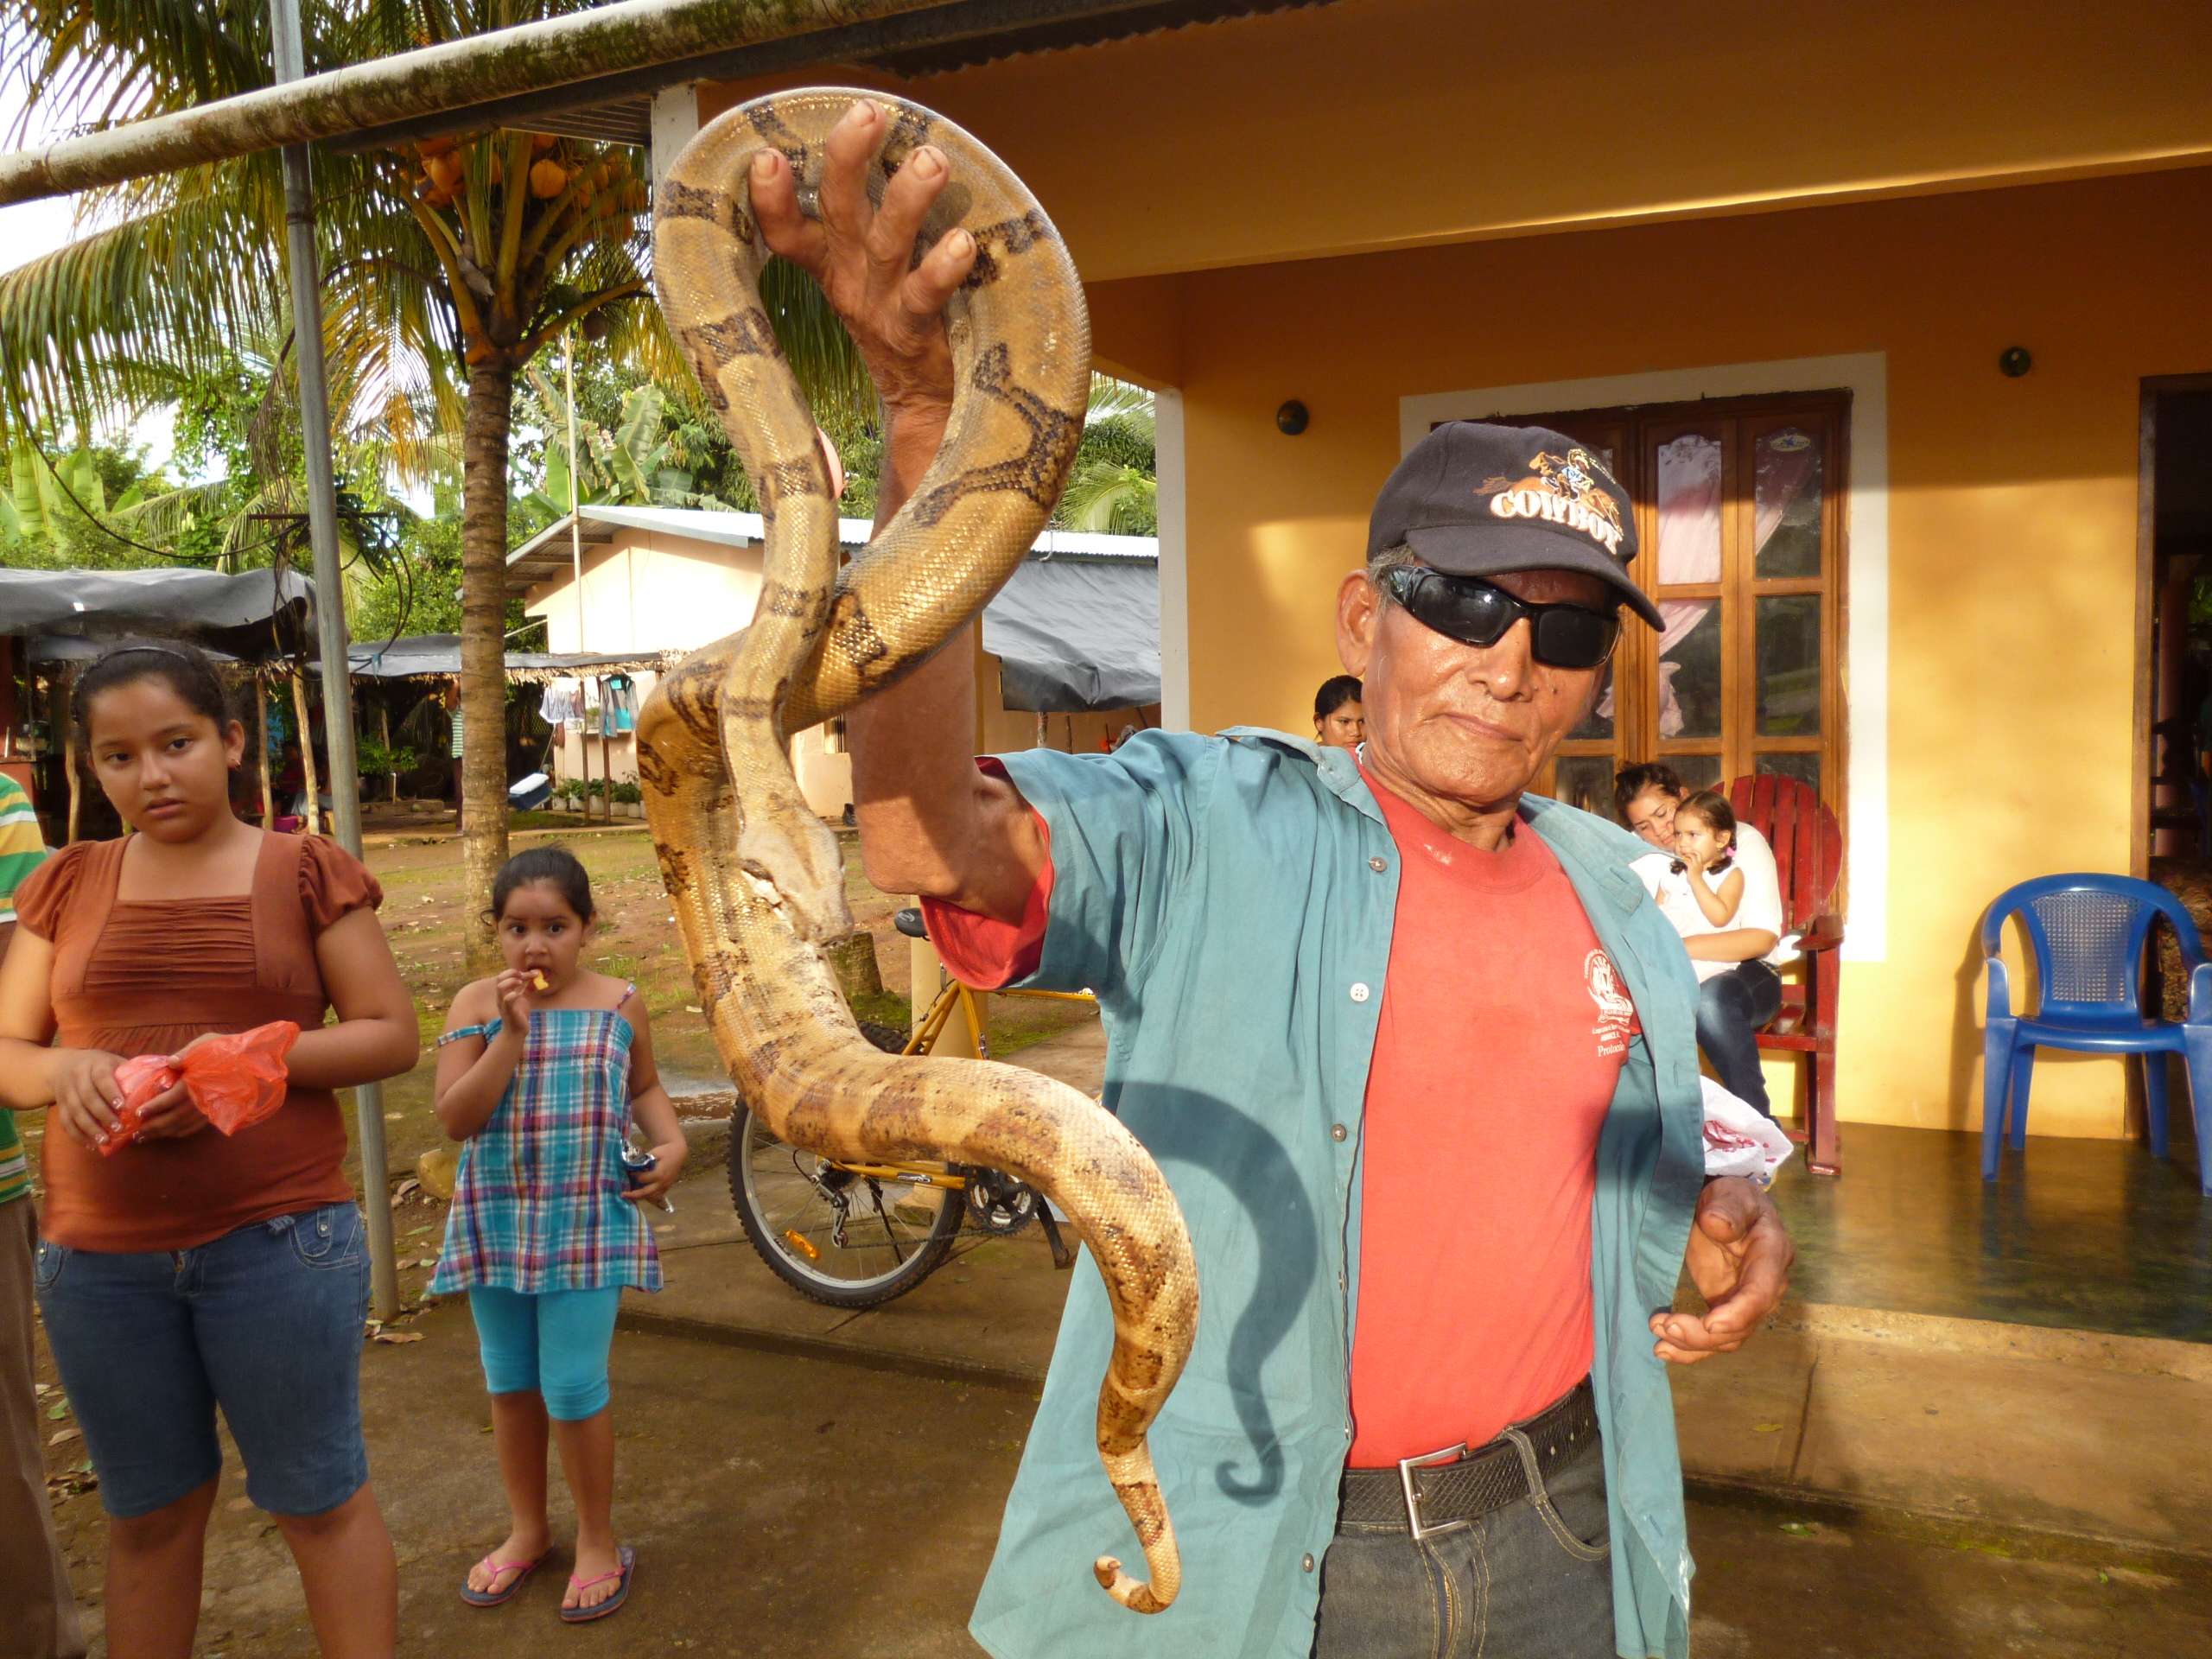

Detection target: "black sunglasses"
[1376, 565, 1620, 670]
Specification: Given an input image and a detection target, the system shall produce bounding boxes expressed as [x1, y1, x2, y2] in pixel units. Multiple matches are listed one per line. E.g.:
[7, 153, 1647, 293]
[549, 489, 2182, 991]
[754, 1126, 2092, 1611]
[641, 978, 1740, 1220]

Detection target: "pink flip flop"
[559, 1545, 636, 1624]
[461, 1550, 549, 1608]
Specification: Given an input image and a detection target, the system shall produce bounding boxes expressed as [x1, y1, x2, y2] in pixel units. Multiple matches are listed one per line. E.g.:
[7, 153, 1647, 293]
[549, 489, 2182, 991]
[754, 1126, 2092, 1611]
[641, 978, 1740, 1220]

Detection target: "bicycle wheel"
[728, 1107, 964, 1308]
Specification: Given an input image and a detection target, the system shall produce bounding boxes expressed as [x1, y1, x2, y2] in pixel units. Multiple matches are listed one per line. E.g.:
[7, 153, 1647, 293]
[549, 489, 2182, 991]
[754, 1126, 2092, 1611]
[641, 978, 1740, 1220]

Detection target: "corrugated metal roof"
[506, 502, 1155, 593]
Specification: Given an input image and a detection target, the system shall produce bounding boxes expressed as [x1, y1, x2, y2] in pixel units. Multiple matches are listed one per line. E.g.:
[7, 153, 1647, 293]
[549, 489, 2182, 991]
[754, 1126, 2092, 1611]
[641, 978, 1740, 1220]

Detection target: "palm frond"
[1057, 460, 1158, 537]
[1088, 373, 1155, 425]
[0, 174, 281, 441]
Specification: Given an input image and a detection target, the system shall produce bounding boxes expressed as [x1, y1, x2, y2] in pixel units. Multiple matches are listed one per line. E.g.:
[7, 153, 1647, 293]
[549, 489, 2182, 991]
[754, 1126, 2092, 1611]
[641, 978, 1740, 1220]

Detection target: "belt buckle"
[1398, 1442, 1471, 1541]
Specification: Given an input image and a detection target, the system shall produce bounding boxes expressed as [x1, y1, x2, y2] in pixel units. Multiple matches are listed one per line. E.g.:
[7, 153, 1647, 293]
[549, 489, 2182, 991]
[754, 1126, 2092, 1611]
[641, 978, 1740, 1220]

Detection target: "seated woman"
[1614, 763, 1792, 1116]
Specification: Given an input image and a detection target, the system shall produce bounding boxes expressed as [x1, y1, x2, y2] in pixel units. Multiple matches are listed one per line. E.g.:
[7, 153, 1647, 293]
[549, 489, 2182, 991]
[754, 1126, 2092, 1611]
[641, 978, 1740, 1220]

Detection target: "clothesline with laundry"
[539, 674, 640, 738]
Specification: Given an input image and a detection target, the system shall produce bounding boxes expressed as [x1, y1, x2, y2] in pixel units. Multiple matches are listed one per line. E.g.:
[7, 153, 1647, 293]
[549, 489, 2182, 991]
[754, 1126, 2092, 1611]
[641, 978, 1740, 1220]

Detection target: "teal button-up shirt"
[968, 730, 1706, 1659]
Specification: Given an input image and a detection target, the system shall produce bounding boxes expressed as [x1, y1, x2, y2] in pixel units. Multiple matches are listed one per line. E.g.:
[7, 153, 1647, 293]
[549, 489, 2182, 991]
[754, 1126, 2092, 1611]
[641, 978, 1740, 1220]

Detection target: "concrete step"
[1669, 1302, 2212, 1561]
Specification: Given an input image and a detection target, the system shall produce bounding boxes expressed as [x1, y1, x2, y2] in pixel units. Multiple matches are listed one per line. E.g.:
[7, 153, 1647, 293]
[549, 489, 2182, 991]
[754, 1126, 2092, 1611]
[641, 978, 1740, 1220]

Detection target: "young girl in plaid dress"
[430, 847, 686, 1622]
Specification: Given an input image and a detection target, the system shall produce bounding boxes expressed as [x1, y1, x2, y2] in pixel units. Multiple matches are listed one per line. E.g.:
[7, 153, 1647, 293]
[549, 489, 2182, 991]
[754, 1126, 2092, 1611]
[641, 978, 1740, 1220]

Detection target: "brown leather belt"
[1337, 1378, 1600, 1539]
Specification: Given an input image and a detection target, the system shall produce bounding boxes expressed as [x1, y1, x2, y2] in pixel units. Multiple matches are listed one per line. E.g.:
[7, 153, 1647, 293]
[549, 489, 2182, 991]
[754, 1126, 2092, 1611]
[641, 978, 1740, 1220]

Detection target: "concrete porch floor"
[1772, 1120, 2209, 1344]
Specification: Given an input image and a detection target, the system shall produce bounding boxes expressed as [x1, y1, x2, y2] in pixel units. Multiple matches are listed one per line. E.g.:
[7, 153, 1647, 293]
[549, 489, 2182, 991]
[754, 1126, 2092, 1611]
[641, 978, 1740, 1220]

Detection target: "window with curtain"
[1469, 392, 1848, 826]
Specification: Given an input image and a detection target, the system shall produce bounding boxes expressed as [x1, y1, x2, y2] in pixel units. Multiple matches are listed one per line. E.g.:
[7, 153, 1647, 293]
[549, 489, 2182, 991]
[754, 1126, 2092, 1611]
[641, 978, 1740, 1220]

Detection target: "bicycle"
[728, 906, 1096, 1307]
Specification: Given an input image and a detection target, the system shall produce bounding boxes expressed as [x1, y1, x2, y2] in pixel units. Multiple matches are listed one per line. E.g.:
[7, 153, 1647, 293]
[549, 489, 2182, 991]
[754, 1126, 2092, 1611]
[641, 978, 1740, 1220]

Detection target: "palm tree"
[1056, 376, 1159, 537]
[0, 3, 864, 969]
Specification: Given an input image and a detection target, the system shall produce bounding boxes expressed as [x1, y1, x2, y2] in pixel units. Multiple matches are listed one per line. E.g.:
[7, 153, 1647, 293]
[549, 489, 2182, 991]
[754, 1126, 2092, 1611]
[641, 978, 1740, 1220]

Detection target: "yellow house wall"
[696, 0, 2212, 283]
[1146, 167, 2212, 1139]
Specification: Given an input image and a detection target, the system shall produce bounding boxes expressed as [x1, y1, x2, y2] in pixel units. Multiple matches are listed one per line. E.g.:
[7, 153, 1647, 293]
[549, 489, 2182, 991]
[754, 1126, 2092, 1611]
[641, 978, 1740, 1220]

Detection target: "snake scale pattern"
[641, 89, 1198, 1612]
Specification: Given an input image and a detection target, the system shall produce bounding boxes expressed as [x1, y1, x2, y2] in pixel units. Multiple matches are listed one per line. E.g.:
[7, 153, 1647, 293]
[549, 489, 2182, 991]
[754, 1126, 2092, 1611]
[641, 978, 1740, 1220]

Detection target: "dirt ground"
[350, 812, 1096, 1183]
[29, 1197, 2212, 1659]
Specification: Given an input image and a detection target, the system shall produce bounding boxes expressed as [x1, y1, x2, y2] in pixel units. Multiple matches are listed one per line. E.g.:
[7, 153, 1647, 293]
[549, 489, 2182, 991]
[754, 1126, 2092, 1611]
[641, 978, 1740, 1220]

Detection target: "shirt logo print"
[1585, 949, 1635, 1057]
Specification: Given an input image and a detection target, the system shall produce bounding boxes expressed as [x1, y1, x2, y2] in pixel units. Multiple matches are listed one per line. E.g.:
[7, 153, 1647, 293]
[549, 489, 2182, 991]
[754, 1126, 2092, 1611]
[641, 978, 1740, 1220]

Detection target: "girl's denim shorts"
[35, 1200, 372, 1518]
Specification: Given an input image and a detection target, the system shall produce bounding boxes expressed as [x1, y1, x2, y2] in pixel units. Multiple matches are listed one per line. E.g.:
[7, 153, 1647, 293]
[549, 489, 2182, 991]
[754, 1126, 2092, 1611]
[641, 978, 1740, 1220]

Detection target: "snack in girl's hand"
[531, 971, 550, 992]
[96, 1020, 302, 1156]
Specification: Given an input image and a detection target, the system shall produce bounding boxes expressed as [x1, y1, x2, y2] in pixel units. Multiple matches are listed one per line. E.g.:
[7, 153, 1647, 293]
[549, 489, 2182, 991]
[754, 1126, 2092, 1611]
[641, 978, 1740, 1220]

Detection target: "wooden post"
[61, 668, 82, 843]
[581, 701, 594, 823]
[257, 674, 273, 826]
[290, 663, 321, 837]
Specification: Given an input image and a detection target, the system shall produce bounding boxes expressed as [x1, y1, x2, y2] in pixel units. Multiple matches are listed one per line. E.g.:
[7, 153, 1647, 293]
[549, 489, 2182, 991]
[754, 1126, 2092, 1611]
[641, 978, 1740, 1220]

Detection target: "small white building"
[506, 505, 1163, 819]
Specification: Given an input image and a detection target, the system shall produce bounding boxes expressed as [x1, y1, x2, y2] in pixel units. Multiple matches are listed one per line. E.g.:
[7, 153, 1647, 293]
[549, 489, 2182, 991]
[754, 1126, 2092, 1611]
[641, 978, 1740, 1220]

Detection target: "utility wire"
[0, 326, 302, 568]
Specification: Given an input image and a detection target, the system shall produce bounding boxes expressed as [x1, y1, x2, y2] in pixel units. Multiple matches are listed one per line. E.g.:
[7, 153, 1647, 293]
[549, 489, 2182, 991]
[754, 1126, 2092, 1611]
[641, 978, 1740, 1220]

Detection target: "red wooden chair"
[1726, 773, 1845, 1175]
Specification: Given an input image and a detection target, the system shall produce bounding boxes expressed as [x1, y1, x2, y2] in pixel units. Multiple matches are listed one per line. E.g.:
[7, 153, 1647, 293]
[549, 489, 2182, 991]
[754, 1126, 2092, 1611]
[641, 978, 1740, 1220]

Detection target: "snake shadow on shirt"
[1113, 1084, 1319, 1504]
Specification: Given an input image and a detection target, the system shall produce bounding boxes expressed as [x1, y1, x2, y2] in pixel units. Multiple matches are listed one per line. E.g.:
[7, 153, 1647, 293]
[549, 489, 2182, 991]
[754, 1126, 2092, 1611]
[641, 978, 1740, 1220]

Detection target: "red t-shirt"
[1344, 772, 1630, 1464]
[922, 762, 1634, 1464]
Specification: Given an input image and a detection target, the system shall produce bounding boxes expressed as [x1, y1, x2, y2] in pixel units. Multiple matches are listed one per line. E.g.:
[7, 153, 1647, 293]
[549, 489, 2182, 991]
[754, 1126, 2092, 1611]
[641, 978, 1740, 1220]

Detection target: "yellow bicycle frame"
[831, 973, 1096, 1192]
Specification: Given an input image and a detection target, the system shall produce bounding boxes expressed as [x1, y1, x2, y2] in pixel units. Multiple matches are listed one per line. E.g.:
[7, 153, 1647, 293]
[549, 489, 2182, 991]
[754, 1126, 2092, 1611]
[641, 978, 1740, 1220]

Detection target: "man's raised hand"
[748, 99, 976, 419]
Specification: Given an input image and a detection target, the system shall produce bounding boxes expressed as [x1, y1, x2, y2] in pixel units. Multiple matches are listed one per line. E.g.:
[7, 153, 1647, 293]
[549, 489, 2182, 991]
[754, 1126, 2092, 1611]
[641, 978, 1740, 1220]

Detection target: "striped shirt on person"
[0, 772, 49, 1205]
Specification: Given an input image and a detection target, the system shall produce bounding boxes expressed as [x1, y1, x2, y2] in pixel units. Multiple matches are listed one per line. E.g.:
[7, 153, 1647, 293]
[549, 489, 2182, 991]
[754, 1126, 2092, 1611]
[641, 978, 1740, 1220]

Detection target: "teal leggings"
[467, 1287, 622, 1421]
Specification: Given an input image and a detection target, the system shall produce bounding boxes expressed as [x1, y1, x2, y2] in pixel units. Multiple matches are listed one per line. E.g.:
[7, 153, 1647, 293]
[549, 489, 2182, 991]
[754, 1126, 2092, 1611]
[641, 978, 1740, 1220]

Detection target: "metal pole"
[270, 0, 397, 1321]
[566, 332, 593, 823]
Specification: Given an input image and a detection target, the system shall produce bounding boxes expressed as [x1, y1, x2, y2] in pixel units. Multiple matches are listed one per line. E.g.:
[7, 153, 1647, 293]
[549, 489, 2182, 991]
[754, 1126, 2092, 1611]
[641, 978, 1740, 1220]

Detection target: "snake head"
[737, 811, 852, 944]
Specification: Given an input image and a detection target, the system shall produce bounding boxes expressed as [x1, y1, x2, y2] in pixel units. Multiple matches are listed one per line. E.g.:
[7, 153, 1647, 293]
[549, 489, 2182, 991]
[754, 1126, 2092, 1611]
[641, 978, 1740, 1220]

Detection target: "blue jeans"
[466, 1286, 622, 1421]
[1697, 961, 1783, 1116]
[1313, 1414, 1613, 1658]
[35, 1202, 371, 1519]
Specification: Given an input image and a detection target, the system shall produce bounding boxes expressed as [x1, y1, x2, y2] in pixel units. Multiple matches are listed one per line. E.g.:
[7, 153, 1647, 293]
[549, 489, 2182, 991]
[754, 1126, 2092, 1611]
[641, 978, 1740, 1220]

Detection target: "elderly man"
[757, 99, 1790, 1659]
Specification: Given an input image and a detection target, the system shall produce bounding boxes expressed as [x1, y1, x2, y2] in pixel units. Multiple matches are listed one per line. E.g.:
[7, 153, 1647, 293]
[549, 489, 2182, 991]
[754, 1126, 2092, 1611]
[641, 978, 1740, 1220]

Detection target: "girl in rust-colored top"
[0, 641, 418, 1659]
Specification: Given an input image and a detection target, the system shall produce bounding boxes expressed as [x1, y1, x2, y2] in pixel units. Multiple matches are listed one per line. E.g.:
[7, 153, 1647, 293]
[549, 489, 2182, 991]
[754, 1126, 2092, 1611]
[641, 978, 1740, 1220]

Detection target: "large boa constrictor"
[640, 90, 1198, 1612]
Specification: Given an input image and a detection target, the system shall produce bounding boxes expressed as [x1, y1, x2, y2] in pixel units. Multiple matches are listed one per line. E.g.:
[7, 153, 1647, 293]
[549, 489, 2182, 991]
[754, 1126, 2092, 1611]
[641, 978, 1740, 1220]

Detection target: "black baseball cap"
[1366, 422, 1662, 628]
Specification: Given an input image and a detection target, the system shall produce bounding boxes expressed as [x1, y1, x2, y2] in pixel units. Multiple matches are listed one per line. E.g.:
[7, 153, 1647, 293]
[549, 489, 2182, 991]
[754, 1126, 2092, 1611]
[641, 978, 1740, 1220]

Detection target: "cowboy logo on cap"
[1478, 448, 1626, 556]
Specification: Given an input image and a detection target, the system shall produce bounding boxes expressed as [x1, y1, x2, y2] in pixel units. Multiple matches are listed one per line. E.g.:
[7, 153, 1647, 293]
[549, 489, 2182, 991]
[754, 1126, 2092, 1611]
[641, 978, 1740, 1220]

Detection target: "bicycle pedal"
[1036, 1207, 1077, 1271]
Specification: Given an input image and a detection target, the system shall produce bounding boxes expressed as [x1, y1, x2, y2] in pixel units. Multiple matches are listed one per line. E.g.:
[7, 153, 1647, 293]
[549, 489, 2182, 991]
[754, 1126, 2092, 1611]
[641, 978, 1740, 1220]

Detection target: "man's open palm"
[1651, 1175, 1793, 1364]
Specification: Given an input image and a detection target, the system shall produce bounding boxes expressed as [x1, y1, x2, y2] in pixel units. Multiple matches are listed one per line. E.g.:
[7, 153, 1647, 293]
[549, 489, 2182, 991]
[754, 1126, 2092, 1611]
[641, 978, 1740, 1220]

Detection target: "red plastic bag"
[97, 1021, 302, 1157]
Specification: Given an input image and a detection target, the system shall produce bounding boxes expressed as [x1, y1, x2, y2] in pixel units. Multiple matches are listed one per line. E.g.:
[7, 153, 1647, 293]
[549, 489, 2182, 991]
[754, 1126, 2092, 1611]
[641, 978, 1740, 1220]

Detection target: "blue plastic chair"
[1980, 874, 2212, 1192]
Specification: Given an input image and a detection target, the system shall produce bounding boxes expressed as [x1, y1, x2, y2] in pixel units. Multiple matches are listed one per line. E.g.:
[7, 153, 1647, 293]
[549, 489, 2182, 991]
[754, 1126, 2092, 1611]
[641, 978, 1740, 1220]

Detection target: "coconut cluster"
[408, 130, 650, 221]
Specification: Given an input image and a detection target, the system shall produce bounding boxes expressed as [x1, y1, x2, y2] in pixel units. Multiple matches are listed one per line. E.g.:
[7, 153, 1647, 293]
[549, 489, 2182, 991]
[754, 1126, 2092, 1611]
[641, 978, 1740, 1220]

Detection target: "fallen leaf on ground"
[1751, 1422, 1785, 1434]
[372, 1330, 425, 1344]
[46, 1402, 67, 1421]
[49, 1425, 81, 1445]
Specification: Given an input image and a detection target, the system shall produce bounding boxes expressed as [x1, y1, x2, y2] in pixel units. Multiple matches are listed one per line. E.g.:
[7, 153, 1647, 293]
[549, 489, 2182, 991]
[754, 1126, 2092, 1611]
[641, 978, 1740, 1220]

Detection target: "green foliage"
[508, 352, 892, 537]
[356, 734, 420, 781]
[610, 779, 642, 805]
[0, 433, 173, 567]
[1053, 377, 1160, 536]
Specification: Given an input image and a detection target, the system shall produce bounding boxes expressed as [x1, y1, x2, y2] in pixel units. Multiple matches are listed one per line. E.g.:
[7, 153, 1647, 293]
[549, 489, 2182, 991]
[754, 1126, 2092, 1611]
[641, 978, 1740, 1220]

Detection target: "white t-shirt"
[1634, 822, 1796, 980]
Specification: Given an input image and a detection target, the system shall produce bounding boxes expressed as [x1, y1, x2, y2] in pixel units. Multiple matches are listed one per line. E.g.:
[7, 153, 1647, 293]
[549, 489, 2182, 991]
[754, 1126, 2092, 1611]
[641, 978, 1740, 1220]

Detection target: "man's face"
[1624, 786, 1680, 851]
[1338, 566, 1611, 814]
